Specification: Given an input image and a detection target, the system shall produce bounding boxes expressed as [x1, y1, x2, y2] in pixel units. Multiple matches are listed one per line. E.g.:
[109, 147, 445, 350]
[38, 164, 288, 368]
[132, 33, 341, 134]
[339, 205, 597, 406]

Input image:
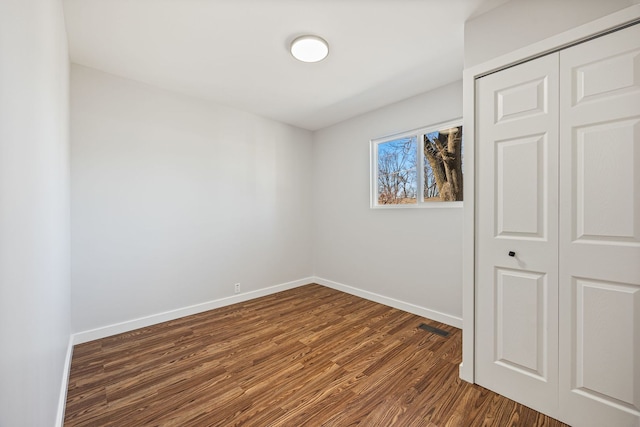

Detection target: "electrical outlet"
[234, 283, 240, 294]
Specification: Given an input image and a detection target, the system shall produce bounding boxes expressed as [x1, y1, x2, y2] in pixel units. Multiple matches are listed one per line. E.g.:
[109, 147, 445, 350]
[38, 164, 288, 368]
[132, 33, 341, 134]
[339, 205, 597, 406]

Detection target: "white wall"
[0, 0, 71, 426]
[312, 81, 463, 324]
[70, 65, 313, 333]
[464, 0, 640, 67]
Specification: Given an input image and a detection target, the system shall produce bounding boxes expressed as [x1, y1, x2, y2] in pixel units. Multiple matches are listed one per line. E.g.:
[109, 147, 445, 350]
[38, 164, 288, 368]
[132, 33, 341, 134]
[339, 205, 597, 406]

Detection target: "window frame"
[370, 118, 463, 209]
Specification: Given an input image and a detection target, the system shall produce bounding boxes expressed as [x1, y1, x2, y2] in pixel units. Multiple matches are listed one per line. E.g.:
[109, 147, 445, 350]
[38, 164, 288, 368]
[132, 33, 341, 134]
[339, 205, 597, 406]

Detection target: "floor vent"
[418, 323, 449, 337]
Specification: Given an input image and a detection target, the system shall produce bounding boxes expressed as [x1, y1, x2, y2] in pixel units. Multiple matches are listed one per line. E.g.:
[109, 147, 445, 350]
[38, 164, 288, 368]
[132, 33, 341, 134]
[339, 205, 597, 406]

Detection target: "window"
[371, 120, 463, 208]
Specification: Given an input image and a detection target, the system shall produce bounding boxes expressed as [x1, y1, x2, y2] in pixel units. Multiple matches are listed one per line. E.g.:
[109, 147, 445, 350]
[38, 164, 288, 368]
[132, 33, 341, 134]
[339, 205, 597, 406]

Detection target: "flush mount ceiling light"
[290, 35, 329, 63]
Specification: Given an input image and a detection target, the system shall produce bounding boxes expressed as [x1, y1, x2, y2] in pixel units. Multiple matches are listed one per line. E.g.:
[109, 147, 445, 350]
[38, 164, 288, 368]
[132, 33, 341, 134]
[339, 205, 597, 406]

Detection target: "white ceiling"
[63, 0, 505, 131]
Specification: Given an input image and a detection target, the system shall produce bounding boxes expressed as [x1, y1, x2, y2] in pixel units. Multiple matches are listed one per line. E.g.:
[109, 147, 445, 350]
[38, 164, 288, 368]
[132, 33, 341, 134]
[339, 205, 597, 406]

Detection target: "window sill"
[371, 201, 463, 209]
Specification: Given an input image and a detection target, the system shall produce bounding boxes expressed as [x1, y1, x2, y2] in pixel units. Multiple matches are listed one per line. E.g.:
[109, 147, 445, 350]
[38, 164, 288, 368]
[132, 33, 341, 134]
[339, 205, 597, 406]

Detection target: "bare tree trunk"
[424, 143, 447, 197]
[443, 131, 463, 201]
[423, 128, 463, 201]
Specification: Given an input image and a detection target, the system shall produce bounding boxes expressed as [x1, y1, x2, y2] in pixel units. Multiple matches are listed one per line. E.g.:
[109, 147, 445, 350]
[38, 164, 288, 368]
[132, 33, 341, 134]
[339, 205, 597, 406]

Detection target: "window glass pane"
[423, 125, 463, 201]
[377, 136, 417, 204]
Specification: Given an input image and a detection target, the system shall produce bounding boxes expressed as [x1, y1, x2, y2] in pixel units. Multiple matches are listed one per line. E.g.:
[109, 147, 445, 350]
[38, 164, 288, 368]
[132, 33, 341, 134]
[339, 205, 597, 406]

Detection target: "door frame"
[460, 4, 640, 383]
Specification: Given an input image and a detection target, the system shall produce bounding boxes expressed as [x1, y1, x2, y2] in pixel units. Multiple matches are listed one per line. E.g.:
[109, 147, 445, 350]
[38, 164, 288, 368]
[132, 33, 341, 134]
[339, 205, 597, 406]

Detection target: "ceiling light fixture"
[290, 35, 329, 63]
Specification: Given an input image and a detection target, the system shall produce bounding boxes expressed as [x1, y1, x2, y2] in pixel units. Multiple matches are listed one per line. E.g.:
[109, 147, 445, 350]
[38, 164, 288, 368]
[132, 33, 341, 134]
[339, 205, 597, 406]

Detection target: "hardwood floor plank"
[65, 284, 567, 426]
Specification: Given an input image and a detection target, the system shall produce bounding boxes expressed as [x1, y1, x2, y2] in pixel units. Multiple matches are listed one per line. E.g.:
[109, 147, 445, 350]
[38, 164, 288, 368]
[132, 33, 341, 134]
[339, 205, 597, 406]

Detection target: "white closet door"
[559, 23, 640, 427]
[476, 53, 560, 417]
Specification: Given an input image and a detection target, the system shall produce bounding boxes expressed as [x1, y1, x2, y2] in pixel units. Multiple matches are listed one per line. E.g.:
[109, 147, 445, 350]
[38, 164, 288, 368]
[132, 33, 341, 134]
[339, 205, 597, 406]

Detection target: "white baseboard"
[73, 277, 314, 344]
[312, 276, 462, 329]
[72, 275, 461, 343]
[55, 335, 74, 427]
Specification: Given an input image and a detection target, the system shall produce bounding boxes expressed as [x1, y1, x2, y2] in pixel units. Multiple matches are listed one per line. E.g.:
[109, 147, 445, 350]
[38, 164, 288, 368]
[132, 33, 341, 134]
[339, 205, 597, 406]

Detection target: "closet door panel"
[575, 120, 639, 244]
[476, 52, 560, 417]
[559, 23, 640, 427]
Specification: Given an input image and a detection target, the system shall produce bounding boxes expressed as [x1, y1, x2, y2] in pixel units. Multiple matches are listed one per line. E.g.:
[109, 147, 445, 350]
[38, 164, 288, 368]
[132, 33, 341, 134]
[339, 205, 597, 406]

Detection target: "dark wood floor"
[65, 284, 567, 426]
